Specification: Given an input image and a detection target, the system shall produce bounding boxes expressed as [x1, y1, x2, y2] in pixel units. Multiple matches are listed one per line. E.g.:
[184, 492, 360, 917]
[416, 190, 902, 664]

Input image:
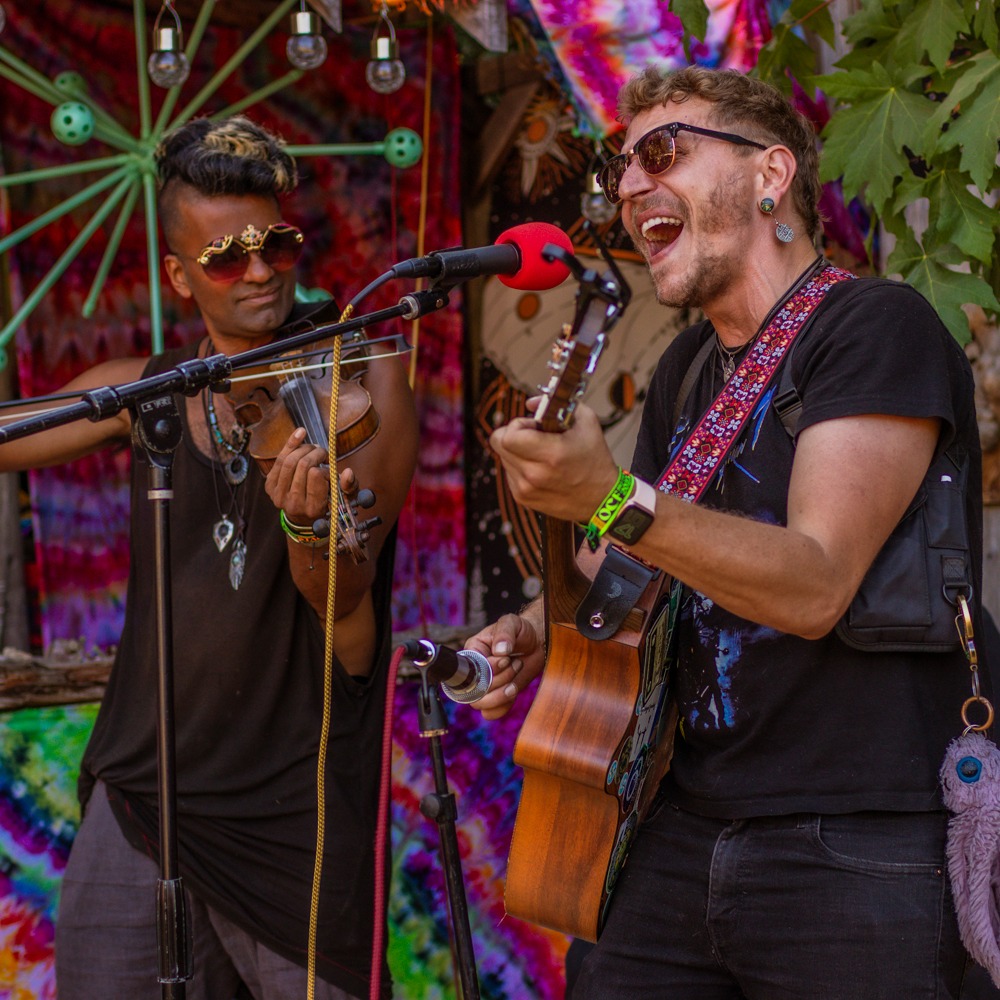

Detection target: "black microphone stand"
[412, 668, 481, 1000]
[132, 388, 191, 996]
[0, 287, 452, 997]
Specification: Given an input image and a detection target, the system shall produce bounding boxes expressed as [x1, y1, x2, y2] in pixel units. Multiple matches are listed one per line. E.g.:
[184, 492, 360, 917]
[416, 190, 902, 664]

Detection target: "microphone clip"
[404, 639, 450, 734]
[399, 288, 452, 318]
[544, 239, 628, 323]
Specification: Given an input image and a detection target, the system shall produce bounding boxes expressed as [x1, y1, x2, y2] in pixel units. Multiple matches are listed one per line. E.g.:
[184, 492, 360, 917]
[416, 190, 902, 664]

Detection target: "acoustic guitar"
[504, 302, 678, 943]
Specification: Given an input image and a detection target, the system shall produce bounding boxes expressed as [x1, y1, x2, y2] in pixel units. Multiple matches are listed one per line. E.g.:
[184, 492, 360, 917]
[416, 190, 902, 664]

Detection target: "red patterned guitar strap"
[656, 262, 855, 501]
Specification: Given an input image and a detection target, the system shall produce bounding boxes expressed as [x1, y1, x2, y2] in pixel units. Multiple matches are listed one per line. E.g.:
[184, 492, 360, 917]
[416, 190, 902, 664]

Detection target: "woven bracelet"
[279, 509, 329, 547]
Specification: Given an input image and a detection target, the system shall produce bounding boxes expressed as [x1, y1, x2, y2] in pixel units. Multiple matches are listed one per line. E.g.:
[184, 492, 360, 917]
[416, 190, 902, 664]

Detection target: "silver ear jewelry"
[759, 197, 795, 243]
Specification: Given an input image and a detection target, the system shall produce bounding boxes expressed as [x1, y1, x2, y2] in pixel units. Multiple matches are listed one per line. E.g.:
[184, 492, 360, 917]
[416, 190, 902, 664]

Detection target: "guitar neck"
[533, 327, 602, 433]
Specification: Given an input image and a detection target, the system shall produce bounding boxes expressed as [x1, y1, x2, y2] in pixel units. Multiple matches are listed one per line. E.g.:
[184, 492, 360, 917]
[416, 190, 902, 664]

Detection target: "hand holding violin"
[264, 425, 334, 527]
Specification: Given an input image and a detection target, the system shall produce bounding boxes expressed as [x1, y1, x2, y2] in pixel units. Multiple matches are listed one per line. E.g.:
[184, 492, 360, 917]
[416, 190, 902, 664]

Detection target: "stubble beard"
[646, 170, 755, 312]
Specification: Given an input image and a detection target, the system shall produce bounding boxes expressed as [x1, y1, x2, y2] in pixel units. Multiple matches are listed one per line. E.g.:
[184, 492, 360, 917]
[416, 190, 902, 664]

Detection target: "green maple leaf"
[927, 50, 1000, 126]
[669, 0, 710, 60]
[755, 0, 835, 91]
[966, 0, 999, 50]
[834, 0, 902, 71]
[892, 0, 968, 73]
[839, 0, 901, 47]
[925, 167, 997, 263]
[782, 0, 837, 46]
[816, 63, 933, 210]
[888, 230, 1000, 342]
[929, 53, 1000, 192]
[756, 25, 816, 93]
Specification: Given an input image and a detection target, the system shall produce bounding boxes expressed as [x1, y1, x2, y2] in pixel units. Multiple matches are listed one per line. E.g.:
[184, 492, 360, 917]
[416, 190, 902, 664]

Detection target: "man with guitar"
[468, 66, 993, 998]
[0, 116, 417, 997]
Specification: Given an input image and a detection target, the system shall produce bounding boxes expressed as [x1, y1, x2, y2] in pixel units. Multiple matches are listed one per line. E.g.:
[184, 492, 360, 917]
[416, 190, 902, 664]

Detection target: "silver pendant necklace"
[205, 390, 250, 486]
[717, 338, 744, 382]
[201, 342, 249, 590]
[209, 461, 248, 591]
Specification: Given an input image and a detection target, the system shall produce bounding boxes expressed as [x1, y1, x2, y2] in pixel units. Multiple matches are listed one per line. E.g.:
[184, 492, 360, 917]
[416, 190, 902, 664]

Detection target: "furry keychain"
[940, 730, 1000, 986]
[939, 596, 1000, 987]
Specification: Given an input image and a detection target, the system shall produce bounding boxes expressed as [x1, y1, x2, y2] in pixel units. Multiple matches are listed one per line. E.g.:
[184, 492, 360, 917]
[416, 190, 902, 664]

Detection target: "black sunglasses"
[597, 122, 768, 204]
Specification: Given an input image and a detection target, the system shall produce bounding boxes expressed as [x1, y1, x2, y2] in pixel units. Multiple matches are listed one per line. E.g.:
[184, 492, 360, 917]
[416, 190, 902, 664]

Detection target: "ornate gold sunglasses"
[597, 122, 768, 204]
[193, 222, 305, 283]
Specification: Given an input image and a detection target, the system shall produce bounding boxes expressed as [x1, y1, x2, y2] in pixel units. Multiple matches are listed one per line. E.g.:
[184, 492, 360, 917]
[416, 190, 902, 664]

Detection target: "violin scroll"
[314, 486, 382, 564]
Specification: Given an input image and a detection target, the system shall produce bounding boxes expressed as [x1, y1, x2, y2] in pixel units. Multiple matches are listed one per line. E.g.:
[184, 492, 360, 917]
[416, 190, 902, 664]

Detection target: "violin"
[224, 337, 382, 563]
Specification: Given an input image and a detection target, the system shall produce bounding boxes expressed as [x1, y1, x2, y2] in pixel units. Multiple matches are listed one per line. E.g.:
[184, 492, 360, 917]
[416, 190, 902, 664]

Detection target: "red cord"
[370, 644, 403, 1000]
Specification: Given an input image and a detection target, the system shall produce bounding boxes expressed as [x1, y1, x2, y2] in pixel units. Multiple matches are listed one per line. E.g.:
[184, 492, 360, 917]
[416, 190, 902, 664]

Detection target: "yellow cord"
[407, 19, 434, 390]
[306, 306, 349, 1000]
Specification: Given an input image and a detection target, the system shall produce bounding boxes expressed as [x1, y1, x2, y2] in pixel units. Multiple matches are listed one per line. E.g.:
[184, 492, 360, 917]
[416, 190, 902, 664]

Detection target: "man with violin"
[467, 67, 996, 997]
[0, 116, 416, 997]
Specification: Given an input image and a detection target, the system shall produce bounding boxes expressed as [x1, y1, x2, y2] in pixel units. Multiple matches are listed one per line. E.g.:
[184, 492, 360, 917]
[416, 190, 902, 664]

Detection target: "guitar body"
[503, 264, 676, 941]
[505, 518, 678, 942]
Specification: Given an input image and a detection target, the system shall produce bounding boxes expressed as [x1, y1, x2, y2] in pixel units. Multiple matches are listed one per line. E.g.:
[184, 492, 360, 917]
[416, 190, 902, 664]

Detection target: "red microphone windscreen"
[495, 222, 573, 290]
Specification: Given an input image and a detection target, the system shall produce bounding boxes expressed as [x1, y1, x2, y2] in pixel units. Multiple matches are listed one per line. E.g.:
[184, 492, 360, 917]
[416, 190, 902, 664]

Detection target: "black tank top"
[81, 337, 395, 997]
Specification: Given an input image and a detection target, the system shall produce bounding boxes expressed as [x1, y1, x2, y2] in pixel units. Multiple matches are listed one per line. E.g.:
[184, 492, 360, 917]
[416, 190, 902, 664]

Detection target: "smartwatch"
[607, 477, 657, 546]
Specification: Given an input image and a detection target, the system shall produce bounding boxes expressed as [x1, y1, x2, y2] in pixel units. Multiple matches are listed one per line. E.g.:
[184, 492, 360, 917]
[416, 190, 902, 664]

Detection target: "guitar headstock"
[532, 322, 606, 433]
[529, 233, 626, 434]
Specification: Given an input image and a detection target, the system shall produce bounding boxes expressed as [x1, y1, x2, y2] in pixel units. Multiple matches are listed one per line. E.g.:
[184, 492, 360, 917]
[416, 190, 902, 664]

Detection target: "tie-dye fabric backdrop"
[0, 0, 830, 997]
[0, 2, 478, 995]
[518, 0, 781, 135]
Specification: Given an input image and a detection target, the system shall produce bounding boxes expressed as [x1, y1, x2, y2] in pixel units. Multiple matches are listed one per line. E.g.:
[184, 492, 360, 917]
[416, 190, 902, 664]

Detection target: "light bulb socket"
[153, 25, 182, 53]
[290, 10, 320, 36]
[371, 35, 399, 61]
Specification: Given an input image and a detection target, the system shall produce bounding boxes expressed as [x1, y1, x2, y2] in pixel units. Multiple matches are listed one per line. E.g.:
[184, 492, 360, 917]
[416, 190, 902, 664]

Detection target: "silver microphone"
[403, 639, 493, 704]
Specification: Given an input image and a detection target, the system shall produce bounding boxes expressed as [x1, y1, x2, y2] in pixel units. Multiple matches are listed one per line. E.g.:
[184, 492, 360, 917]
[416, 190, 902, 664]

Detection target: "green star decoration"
[0, 0, 422, 369]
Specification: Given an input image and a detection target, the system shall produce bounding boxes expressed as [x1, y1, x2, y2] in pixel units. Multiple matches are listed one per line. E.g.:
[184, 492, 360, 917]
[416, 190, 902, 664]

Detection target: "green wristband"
[279, 509, 329, 546]
[584, 468, 635, 550]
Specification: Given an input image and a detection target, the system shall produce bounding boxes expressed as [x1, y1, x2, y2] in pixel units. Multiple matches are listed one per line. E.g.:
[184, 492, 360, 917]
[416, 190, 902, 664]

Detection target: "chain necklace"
[716, 337, 751, 382]
[204, 389, 250, 486]
[716, 255, 827, 385]
[201, 339, 249, 589]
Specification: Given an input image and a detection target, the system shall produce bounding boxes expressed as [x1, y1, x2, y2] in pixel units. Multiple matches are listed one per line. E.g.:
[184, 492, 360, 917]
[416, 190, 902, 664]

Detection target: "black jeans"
[572, 800, 985, 1000]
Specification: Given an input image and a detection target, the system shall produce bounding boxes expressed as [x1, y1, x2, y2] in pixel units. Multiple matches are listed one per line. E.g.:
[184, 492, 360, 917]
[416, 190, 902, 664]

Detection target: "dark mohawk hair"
[155, 115, 297, 196]
[155, 116, 298, 247]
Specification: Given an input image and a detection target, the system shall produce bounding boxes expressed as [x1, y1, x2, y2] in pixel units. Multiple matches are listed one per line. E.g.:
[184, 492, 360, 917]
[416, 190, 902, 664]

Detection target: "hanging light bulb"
[581, 147, 618, 226]
[147, 1, 190, 89]
[365, 4, 405, 95]
[287, 4, 328, 71]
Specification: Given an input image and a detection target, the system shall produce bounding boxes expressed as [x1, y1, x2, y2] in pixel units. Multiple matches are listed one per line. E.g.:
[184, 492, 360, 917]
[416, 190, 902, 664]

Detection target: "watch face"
[609, 507, 653, 544]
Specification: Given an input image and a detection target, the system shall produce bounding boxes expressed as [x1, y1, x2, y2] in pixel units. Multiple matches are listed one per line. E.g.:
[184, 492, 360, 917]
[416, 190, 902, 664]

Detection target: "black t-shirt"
[80, 334, 394, 998]
[631, 277, 983, 818]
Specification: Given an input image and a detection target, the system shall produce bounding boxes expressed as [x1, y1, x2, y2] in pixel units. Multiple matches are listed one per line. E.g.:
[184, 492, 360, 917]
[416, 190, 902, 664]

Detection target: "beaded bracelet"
[584, 468, 635, 551]
[279, 509, 330, 547]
